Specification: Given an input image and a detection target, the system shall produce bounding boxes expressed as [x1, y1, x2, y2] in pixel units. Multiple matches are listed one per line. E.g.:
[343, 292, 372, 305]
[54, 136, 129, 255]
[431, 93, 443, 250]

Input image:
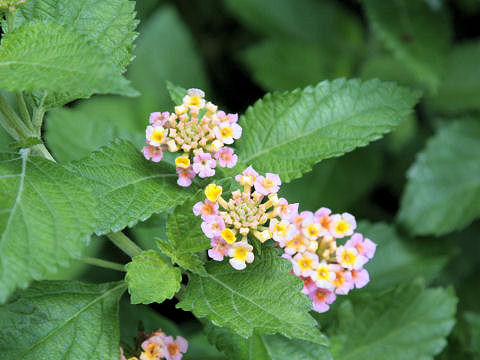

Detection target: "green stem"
[32, 106, 45, 134]
[80, 257, 126, 272]
[16, 92, 31, 126]
[107, 232, 143, 258]
[0, 110, 19, 139]
[0, 95, 33, 139]
[33, 143, 55, 161]
[5, 11, 13, 32]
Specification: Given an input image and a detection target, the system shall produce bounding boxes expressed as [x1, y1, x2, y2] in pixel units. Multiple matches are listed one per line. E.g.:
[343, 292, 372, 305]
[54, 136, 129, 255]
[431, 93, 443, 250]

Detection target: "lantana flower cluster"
[194, 166, 377, 313]
[142, 88, 241, 187]
[193, 166, 281, 270]
[121, 329, 188, 360]
[274, 208, 376, 313]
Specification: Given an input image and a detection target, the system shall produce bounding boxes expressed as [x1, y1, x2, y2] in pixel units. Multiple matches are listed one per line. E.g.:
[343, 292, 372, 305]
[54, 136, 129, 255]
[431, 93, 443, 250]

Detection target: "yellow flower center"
[221, 228, 236, 244]
[263, 178, 274, 188]
[299, 257, 313, 270]
[220, 127, 233, 138]
[306, 224, 320, 237]
[274, 223, 288, 236]
[144, 343, 160, 360]
[202, 203, 215, 215]
[335, 220, 350, 234]
[168, 343, 180, 356]
[188, 95, 202, 107]
[316, 266, 330, 280]
[175, 156, 190, 168]
[152, 129, 165, 143]
[341, 250, 356, 266]
[234, 247, 248, 261]
[205, 183, 223, 201]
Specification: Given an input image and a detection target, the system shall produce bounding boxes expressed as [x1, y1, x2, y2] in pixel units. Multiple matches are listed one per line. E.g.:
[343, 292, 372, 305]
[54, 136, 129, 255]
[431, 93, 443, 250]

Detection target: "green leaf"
[177, 247, 327, 345]
[8, 137, 42, 150]
[0, 126, 13, 152]
[162, 191, 211, 275]
[358, 222, 452, 290]
[125, 250, 181, 304]
[131, 213, 169, 250]
[279, 146, 383, 211]
[16, 0, 138, 71]
[236, 78, 420, 182]
[0, 150, 97, 302]
[464, 312, 480, 355]
[328, 281, 457, 360]
[45, 96, 144, 163]
[362, 0, 451, 91]
[428, 41, 480, 113]
[205, 323, 332, 360]
[166, 81, 188, 105]
[128, 6, 209, 117]
[0, 281, 126, 360]
[68, 140, 195, 235]
[242, 41, 353, 91]
[224, 0, 362, 47]
[398, 119, 480, 236]
[0, 22, 136, 98]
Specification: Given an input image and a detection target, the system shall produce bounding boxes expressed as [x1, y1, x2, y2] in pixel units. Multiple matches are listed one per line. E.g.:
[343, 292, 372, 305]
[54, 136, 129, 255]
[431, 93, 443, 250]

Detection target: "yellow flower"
[175, 155, 190, 169]
[205, 183, 222, 202]
[221, 228, 236, 244]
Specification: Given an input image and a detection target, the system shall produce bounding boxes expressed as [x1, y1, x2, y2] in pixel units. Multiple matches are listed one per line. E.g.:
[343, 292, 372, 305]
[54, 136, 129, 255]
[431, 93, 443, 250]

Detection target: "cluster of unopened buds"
[194, 166, 281, 270]
[121, 329, 188, 360]
[194, 166, 376, 313]
[0, 0, 28, 11]
[142, 88, 241, 187]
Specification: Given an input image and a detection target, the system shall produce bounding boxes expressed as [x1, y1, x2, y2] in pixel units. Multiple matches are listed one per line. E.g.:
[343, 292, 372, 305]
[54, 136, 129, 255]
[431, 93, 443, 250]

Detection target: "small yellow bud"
[221, 228, 236, 244]
[175, 155, 190, 168]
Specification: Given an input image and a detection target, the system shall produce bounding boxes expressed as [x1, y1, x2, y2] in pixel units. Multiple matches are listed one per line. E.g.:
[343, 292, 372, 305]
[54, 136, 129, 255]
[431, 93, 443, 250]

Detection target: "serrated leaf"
[177, 247, 327, 345]
[68, 140, 195, 235]
[328, 281, 457, 360]
[162, 191, 210, 275]
[166, 81, 188, 105]
[125, 250, 181, 304]
[16, 0, 138, 70]
[363, 0, 451, 91]
[236, 78, 420, 182]
[398, 119, 480, 236]
[428, 41, 480, 113]
[358, 222, 452, 290]
[45, 96, 144, 163]
[128, 6, 209, 116]
[205, 322, 332, 360]
[0, 23, 136, 98]
[0, 281, 126, 360]
[0, 150, 97, 302]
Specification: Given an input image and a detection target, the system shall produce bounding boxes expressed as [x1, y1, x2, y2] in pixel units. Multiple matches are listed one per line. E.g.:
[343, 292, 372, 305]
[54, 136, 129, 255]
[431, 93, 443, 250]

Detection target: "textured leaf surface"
[0, 151, 97, 302]
[128, 6, 209, 117]
[236, 78, 420, 182]
[16, 0, 138, 70]
[0, 23, 135, 97]
[162, 191, 211, 275]
[125, 250, 181, 304]
[358, 222, 452, 290]
[68, 140, 195, 235]
[398, 120, 480, 236]
[363, 0, 451, 90]
[428, 41, 480, 113]
[0, 281, 126, 360]
[45, 96, 144, 163]
[205, 323, 332, 360]
[177, 247, 327, 344]
[329, 281, 457, 360]
[166, 81, 188, 105]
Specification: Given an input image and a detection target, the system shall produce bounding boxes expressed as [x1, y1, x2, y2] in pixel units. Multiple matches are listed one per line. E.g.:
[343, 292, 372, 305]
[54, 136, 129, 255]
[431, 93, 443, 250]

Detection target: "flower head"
[142, 88, 241, 186]
[164, 336, 188, 360]
[228, 241, 254, 270]
[176, 166, 195, 187]
[254, 173, 281, 195]
[125, 329, 188, 360]
[192, 199, 219, 220]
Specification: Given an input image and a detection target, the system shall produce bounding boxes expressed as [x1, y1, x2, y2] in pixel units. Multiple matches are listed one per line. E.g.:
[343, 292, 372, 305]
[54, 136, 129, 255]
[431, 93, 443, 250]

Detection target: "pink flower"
[275, 198, 298, 219]
[253, 173, 281, 195]
[309, 288, 336, 313]
[163, 336, 188, 360]
[234, 165, 259, 185]
[192, 199, 219, 220]
[331, 265, 354, 295]
[314, 207, 332, 236]
[176, 166, 195, 187]
[345, 233, 377, 259]
[120, 347, 127, 360]
[149, 111, 170, 126]
[329, 213, 357, 238]
[215, 147, 238, 168]
[292, 252, 319, 277]
[301, 276, 317, 295]
[142, 146, 163, 162]
[146, 125, 167, 146]
[208, 237, 231, 261]
[350, 268, 370, 288]
[193, 151, 216, 178]
[336, 245, 368, 270]
[201, 215, 225, 238]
